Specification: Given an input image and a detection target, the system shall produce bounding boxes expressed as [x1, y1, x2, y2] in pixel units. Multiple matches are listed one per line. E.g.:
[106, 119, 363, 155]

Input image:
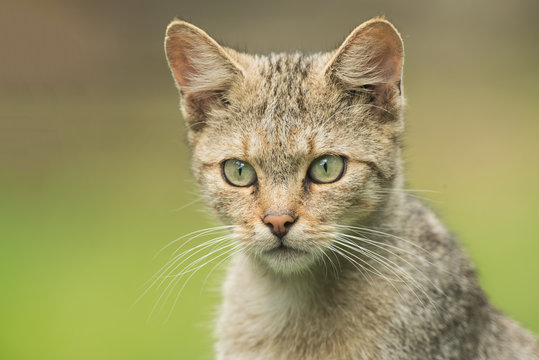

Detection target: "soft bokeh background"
[1, 0, 538, 358]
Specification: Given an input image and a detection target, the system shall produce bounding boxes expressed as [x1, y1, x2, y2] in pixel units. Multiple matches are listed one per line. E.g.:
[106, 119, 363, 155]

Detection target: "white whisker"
[333, 237, 423, 307]
[333, 232, 440, 312]
[134, 229, 236, 311]
[337, 224, 459, 280]
[163, 243, 243, 322]
[153, 225, 236, 259]
[170, 197, 203, 212]
[150, 239, 237, 321]
[200, 246, 244, 294]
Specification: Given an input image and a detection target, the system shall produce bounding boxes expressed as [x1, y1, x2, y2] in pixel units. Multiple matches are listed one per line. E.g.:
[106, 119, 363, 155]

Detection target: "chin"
[256, 244, 318, 275]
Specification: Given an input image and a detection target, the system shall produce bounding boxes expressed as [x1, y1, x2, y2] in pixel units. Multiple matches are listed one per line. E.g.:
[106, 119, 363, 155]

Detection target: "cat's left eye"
[308, 155, 345, 184]
[222, 159, 257, 187]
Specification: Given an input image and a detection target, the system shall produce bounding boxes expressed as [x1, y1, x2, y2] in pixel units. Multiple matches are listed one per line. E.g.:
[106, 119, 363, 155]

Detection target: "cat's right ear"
[165, 20, 244, 131]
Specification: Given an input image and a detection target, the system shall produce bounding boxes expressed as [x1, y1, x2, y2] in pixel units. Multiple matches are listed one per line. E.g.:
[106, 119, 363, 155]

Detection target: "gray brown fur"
[164, 17, 539, 359]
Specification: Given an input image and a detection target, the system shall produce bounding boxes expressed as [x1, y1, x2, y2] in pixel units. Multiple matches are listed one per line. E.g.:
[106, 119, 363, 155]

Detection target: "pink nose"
[263, 214, 296, 238]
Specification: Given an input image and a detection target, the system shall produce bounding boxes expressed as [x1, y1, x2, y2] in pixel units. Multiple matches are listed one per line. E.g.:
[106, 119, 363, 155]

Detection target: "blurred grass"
[0, 92, 219, 359]
[1, 0, 538, 359]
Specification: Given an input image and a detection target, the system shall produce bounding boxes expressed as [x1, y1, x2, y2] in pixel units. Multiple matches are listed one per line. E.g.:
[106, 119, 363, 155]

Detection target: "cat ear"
[324, 18, 403, 103]
[165, 20, 244, 130]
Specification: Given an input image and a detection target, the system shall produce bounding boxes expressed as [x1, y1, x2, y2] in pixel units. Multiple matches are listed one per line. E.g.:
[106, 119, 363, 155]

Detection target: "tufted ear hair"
[324, 18, 404, 105]
[165, 20, 244, 131]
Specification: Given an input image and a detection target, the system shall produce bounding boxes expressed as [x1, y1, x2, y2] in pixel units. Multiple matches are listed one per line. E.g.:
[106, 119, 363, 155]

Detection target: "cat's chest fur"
[216, 256, 398, 360]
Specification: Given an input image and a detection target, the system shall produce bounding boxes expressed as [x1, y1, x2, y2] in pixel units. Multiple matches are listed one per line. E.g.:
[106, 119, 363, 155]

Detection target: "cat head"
[165, 18, 405, 274]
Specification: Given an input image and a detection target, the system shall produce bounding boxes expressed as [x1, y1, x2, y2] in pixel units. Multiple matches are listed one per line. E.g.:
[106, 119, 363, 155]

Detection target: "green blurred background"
[1, 0, 538, 358]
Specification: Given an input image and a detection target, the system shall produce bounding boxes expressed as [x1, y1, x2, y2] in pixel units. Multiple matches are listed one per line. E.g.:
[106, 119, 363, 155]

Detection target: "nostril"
[264, 221, 274, 231]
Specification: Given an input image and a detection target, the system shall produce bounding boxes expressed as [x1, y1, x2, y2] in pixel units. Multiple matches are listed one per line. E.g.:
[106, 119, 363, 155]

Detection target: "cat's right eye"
[222, 159, 257, 187]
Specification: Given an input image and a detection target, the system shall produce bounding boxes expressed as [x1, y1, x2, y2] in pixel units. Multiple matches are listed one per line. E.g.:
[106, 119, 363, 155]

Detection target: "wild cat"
[163, 17, 539, 359]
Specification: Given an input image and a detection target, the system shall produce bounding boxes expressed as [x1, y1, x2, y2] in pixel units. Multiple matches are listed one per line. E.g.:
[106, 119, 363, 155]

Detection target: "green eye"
[223, 159, 257, 187]
[308, 155, 345, 184]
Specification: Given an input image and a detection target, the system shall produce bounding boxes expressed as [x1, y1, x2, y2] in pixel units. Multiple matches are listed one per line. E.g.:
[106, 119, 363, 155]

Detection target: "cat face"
[166, 18, 404, 274]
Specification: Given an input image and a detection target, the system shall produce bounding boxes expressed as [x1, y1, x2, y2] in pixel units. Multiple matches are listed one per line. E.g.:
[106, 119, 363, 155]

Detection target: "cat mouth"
[260, 241, 315, 271]
[266, 243, 307, 256]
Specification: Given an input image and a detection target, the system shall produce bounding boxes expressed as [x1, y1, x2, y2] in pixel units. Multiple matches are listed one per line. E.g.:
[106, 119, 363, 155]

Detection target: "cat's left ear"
[324, 18, 403, 104]
[165, 20, 244, 130]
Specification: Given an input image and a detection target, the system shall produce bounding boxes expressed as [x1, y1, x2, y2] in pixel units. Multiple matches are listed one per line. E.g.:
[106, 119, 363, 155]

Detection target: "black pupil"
[322, 159, 328, 173]
[237, 162, 244, 177]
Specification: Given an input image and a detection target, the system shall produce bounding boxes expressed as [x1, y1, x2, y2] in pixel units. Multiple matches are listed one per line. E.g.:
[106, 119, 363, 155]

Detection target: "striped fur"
[165, 18, 539, 360]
